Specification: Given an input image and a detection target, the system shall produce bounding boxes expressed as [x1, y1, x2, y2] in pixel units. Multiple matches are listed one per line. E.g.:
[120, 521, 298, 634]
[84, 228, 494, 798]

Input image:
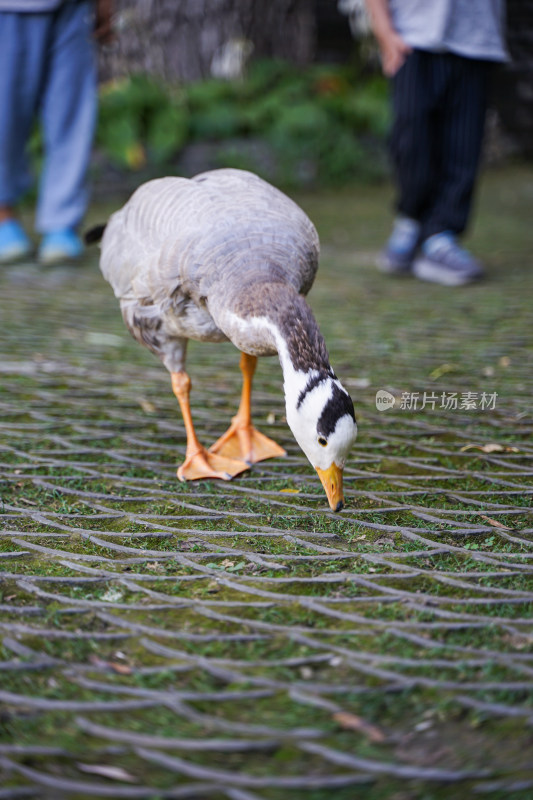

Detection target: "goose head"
[285, 369, 357, 512]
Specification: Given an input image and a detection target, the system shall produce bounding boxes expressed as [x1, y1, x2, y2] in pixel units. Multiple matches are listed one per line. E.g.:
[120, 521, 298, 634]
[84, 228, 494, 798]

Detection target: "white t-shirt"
[389, 0, 507, 62]
[0, 1, 65, 10]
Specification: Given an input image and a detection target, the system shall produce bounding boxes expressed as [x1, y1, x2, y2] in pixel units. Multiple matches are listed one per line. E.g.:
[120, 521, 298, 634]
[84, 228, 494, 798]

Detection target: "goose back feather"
[100, 169, 320, 370]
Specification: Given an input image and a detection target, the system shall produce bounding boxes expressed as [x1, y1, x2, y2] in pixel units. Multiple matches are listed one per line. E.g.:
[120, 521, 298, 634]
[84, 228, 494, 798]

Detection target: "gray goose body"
[100, 168, 321, 372]
[98, 168, 356, 511]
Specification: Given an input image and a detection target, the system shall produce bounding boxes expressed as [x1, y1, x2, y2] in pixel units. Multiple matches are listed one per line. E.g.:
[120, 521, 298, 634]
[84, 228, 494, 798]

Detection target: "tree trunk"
[100, 0, 315, 83]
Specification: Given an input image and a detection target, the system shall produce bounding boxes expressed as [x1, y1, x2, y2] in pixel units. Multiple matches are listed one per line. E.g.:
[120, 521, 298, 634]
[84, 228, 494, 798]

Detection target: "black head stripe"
[317, 384, 356, 438]
[297, 374, 325, 409]
[297, 369, 336, 410]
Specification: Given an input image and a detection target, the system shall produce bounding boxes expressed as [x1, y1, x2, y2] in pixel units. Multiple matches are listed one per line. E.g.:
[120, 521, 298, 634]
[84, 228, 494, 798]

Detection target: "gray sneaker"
[377, 216, 421, 276]
[413, 233, 484, 286]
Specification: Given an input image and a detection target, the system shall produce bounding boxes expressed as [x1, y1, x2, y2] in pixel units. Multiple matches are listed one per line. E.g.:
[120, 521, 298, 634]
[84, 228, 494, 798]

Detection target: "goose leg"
[171, 371, 249, 481]
[209, 352, 286, 465]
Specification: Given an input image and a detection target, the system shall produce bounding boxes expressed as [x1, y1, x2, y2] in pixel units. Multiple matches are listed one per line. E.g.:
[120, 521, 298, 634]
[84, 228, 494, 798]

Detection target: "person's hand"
[377, 30, 412, 76]
[95, 0, 114, 44]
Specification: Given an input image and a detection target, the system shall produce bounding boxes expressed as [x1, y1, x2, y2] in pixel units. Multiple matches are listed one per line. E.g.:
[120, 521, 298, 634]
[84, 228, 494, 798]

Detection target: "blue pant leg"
[0, 12, 50, 207]
[36, 0, 97, 233]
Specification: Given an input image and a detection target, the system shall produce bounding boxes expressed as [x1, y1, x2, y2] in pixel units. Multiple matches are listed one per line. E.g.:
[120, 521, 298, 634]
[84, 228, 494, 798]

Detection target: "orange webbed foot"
[177, 445, 249, 482]
[209, 419, 286, 465]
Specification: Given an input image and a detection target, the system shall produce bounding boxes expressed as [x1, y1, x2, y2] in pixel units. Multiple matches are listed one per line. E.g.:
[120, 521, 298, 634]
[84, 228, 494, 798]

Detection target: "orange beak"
[315, 463, 345, 512]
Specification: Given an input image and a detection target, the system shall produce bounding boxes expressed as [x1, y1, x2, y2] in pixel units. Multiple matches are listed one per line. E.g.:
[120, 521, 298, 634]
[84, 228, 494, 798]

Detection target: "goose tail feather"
[84, 224, 107, 246]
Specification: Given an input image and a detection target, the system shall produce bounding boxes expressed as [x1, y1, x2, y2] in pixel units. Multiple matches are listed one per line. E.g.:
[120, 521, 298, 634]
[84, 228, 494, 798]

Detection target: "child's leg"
[423, 55, 490, 239]
[0, 11, 48, 213]
[378, 50, 438, 273]
[36, 0, 97, 235]
[389, 50, 438, 226]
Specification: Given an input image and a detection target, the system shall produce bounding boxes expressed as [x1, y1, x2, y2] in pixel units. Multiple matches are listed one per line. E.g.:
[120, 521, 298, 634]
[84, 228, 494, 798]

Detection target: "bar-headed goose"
[91, 169, 357, 511]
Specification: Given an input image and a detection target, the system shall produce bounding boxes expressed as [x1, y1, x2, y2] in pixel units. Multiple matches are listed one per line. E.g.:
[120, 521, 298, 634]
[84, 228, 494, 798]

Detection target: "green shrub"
[97, 74, 188, 168]
[92, 61, 389, 185]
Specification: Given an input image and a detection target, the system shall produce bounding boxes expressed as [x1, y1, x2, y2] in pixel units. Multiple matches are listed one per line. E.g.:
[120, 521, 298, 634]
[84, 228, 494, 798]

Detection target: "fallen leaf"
[266, 412, 276, 424]
[145, 562, 164, 573]
[76, 763, 138, 783]
[5, 595, 16, 602]
[429, 363, 457, 380]
[109, 662, 133, 675]
[479, 514, 513, 531]
[499, 356, 511, 367]
[19, 497, 38, 506]
[88, 654, 132, 674]
[221, 559, 235, 568]
[88, 655, 108, 669]
[461, 443, 519, 454]
[502, 632, 533, 650]
[139, 398, 156, 413]
[125, 142, 146, 170]
[333, 711, 386, 743]
[280, 488, 300, 494]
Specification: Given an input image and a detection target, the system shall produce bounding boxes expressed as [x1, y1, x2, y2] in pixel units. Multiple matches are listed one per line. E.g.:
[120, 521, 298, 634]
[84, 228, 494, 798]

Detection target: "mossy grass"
[1, 164, 532, 793]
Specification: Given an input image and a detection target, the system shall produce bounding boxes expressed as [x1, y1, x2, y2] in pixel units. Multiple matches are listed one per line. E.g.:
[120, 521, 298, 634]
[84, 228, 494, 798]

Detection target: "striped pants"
[390, 50, 491, 239]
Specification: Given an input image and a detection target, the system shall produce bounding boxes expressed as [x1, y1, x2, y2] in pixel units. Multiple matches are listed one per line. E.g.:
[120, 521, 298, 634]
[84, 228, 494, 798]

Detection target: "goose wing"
[100, 169, 319, 311]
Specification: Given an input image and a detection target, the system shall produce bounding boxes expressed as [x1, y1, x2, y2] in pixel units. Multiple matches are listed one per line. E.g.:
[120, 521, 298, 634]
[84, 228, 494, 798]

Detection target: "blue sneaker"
[377, 216, 421, 275]
[39, 229, 83, 264]
[0, 219, 32, 263]
[413, 232, 484, 286]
